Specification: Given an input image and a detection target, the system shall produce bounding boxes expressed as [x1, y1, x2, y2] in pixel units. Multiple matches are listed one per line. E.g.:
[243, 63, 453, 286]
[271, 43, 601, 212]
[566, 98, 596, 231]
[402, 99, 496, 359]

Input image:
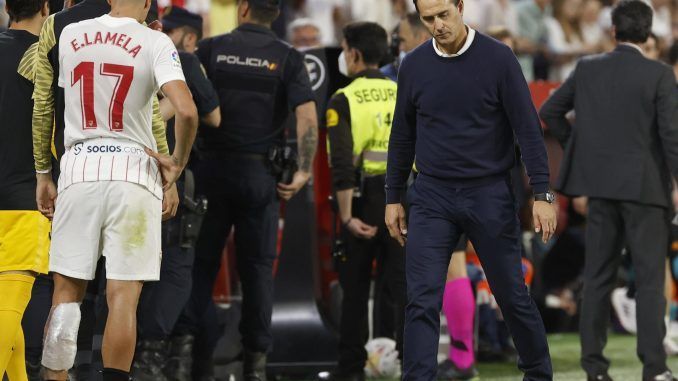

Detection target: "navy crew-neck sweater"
[385, 33, 550, 204]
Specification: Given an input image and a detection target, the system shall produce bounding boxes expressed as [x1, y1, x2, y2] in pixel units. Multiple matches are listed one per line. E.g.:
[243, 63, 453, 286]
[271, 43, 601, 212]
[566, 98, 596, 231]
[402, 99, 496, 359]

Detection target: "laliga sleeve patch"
[171, 51, 182, 69]
[326, 108, 339, 128]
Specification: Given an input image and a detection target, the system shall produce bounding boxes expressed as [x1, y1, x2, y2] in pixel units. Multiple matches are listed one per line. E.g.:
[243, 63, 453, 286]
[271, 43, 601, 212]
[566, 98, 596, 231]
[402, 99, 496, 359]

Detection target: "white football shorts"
[49, 181, 162, 281]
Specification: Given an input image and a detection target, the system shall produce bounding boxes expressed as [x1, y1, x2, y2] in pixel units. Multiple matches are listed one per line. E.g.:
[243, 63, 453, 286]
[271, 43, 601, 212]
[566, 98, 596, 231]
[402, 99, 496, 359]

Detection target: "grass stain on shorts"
[123, 209, 147, 255]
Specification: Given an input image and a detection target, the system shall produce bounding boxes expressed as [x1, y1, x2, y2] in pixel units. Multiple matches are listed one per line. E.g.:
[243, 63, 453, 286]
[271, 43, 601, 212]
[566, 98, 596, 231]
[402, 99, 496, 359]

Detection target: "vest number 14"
[376, 112, 393, 128]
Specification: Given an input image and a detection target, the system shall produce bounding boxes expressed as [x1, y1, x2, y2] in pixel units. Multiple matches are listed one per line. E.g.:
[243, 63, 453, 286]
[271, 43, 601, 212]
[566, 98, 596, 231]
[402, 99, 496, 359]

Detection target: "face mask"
[338, 51, 349, 77]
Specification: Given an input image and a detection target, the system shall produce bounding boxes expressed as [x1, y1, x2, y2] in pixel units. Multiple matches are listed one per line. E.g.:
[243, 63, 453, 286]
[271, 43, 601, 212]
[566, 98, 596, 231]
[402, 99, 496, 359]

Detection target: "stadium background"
[3, 0, 678, 379]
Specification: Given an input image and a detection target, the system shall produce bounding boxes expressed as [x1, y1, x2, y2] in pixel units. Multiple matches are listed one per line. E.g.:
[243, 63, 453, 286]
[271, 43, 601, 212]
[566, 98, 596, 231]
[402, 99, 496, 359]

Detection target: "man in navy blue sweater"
[384, 0, 557, 380]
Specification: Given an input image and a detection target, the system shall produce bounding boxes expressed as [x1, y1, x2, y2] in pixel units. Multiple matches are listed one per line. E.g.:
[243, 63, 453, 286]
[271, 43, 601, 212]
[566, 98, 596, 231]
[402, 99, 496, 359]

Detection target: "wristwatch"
[534, 191, 556, 204]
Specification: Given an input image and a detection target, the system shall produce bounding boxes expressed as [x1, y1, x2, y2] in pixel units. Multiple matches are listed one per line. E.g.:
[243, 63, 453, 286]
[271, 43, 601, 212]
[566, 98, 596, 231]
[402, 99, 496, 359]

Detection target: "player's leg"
[102, 279, 144, 372]
[43, 182, 106, 380]
[22, 274, 53, 380]
[98, 181, 162, 379]
[6, 324, 28, 381]
[440, 247, 477, 379]
[0, 273, 35, 377]
[42, 274, 88, 381]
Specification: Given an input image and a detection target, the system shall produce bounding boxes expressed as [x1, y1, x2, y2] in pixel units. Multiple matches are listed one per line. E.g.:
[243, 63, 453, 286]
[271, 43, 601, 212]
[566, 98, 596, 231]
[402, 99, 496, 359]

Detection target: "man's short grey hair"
[287, 17, 322, 39]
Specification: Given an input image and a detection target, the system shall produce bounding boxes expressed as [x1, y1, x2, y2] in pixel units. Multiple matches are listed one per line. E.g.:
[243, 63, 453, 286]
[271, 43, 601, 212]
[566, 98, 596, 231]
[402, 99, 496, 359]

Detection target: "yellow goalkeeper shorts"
[0, 211, 50, 274]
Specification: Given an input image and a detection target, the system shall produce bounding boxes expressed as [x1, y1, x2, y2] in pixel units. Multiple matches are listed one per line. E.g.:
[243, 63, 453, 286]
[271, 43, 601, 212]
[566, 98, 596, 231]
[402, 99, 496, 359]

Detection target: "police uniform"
[173, 4, 315, 375]
[133, 7, 219, 381]
[326, 69, 407, 377]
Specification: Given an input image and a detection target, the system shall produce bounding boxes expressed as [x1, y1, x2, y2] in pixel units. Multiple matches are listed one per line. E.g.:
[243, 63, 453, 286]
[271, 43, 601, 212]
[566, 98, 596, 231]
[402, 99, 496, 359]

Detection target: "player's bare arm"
[145, 80, 198, 190]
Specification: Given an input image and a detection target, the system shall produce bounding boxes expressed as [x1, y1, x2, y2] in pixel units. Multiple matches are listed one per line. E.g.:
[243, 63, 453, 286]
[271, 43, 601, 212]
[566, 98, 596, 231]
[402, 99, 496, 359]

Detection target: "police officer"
[173, 1, 318, 380]
[325, 22, 406, 381]
[132, 7, 220, 381]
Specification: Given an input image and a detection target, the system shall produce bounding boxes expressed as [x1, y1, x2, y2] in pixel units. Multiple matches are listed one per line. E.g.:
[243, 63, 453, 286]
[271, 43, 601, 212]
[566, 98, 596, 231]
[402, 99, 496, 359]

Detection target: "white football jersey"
[57, 14, 185, 198]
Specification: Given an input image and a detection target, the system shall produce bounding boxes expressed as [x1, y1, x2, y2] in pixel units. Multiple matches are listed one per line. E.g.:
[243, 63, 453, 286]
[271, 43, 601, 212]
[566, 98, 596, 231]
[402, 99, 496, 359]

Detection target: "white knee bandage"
[42, 302, 81, 371]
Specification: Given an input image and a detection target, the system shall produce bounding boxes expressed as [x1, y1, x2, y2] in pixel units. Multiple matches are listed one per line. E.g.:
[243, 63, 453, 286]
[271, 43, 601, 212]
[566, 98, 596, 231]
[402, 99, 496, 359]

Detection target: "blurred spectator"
[515, 0, 552, 81]
[487, 25, 516, 50]
[545, 0, 599, 81]
[464, 0, 517, 33]
[288, 17, 322, 49]
[643, 32, 662, 59]
[291, 0, 346, 46]
[184, 0, 210, 37]
[464, 0, 500, 32]
[381, 12, 430, 81]
[493, 0, 520, 33]
[669, 42, 678, 80]
[348, 0, 400, 32]
[581, 0, 611, 48]
[649, 0, 672, 45]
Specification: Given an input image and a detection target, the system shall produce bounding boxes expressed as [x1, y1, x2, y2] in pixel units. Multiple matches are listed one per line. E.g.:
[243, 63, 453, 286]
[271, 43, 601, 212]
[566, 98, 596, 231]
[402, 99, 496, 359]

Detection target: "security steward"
[324, 22, 406, 381]
[132, 7, 220, 381]
[172, 1, 318, 380]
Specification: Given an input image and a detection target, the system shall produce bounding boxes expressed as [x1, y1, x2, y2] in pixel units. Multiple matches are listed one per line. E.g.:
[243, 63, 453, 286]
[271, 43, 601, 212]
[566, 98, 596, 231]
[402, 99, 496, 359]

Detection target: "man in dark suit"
[540, 1, 678, 380]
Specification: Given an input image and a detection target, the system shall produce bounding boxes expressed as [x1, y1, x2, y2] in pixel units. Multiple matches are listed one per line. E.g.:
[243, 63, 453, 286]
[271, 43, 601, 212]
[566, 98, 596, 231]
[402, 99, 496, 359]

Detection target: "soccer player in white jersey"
[33, 0, 198, 378]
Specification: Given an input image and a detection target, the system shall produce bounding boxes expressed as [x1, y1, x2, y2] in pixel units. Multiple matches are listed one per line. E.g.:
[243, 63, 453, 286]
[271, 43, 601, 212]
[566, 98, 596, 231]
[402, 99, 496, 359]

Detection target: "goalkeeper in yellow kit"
[0, 0, 50, 378]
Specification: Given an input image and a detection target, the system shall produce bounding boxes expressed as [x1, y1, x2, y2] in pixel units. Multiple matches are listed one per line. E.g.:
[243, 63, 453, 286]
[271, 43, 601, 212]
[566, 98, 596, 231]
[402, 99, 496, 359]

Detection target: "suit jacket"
[539, 45, 678, 207]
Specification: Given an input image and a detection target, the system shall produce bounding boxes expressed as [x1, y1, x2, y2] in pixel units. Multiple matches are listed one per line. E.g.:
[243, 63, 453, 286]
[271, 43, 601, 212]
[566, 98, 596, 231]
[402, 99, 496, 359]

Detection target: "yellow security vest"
[334, 77, 397, 176]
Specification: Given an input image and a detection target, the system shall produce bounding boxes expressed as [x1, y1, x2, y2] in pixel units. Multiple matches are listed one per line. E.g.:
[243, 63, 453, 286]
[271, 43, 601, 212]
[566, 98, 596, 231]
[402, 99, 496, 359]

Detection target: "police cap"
[162, 7, 203, 38]
[247, 0, 280, 8]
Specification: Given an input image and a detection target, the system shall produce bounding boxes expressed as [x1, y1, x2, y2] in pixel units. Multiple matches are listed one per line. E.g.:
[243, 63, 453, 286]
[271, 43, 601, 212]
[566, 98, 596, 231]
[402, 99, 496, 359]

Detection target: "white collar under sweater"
[432, 26, 476, 58]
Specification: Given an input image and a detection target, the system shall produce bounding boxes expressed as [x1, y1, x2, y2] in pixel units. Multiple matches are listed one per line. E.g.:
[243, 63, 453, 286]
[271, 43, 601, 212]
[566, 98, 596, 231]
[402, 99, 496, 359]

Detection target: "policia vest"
[334, 77, 397, 176]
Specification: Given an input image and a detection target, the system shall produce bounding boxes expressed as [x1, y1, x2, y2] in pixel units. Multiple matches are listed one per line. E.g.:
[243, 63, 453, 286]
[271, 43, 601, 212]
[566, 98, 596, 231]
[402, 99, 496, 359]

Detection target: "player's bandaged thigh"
[41, 303, 81, 371]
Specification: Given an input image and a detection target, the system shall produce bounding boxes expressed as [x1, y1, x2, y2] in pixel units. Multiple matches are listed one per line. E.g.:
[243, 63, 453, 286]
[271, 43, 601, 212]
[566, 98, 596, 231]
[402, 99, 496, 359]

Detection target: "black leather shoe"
[317, 371, 366, 381]
[587, 374, 613, 381]
[243, 351, 268, 381]
[437, 359, 479, 380]
[164, 335, 194, 381]
[132, 340, 169, 381]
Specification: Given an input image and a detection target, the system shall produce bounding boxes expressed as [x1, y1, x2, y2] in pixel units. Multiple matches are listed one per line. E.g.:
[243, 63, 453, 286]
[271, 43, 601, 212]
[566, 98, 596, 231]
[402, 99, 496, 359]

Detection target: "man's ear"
[42, 0, 50, 16]
[457, 0, 464, 15]
[351, 47, 362, 64]
[241, 0, 250, 18]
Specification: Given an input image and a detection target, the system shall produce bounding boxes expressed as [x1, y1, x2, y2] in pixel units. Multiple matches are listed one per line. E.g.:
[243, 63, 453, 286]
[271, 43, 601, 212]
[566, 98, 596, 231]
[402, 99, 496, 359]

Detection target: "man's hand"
[145, 148, 184, 191]
[148, 20, 163, 31]
[162, 183, 180, 221]
[36, 173, 57, 220]
[385, 203, 407, 247]
[533, 201, 557, 243]
[277, 171, 311, 201]
[344, 218, 378, 239]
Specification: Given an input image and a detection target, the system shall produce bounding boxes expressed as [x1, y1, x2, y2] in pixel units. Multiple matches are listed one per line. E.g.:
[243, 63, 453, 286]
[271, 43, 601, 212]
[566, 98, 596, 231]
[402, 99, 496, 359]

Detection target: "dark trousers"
[22, 275, 53, 365]
[138, 210, 195, 340]
[580, 198, 668, 379]
[404, 174, 552, 381]
[337, 177, 407, 374]
[175, 156, 279, 353]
